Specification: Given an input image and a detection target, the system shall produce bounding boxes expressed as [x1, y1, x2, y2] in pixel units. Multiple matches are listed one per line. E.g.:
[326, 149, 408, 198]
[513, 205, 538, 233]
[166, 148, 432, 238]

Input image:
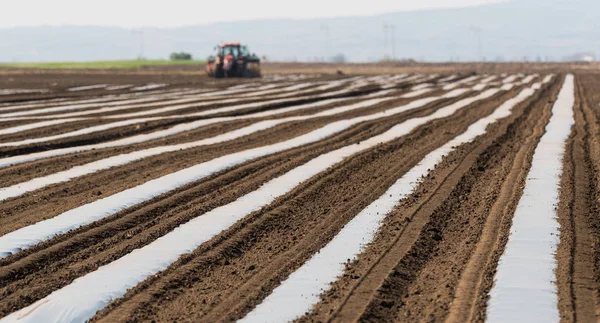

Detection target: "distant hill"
[0, 0, 597, 63]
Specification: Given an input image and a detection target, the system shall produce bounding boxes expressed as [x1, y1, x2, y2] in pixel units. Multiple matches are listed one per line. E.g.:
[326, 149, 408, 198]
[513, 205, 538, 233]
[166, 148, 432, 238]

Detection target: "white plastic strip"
[0, 84, 293, 119]
[411, 83, 432, 91]
[0, 97, 100, 112]
[0, 82, 359, 143]
[472, 83, 488, 91]
[0, 97, 68, 109]
[0, 89, 49, 95]
[0, 119, 83, 136]
[486, 75, 575, 323]
[67, 84, 108, 92]
[47, 93, 263, 119]
[439, 75, 458, 82]
[0, 89, 250, 119]
[130, 83, 168, 91]
[425, 74, 439, 81]
[242, 83, 541, 323]
[0, 86, 504, 323]
[0, 84, 437, 165]
[0, 89, 189, 113]
[388, 74, 409, 81]
[0, 96, 168, 118]
[227, 83, 255, 90]
[0, 88, 210, 116]
[0, 90, 463, 201]
[443, 75, 482, 90]
[0, 94, 381, 165]
[0, 97, 397, 200]
[181, 84, 279, 99]
[278, 80, 346, 95]
[502, 75, 518, 83]
[0, 90, 472, 256]
[0, 119, 158, 147]
[0, 81, 349, 121]
[0, 95, 350, 143]
[381, 74, 425, 89]
[401, 88, 433, 98]
[518, 74, 538, 85]
[364, 89, 397, 98]
[0, 95, 250, 121]
[236, 83, 313, 97]
[103, 82, 348, 119]
[105, 85, 134, 91]
[532, 74, 554, 90]
[481, 75, 498, 84]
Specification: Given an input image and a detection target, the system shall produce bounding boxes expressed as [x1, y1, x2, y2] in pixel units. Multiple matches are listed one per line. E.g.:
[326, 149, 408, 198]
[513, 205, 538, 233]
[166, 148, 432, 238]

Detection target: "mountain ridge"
[1, 0, 597, 63]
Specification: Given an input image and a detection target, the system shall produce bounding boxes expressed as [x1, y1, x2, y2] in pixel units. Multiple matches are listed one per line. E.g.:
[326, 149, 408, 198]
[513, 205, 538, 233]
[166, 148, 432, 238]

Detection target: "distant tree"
[170, 52, 193, 61]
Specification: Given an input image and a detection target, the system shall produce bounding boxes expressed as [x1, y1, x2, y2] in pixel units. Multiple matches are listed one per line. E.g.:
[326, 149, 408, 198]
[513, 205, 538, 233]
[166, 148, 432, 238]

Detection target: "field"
[0, 59, 206, 70]
[0, 66, 599, 322]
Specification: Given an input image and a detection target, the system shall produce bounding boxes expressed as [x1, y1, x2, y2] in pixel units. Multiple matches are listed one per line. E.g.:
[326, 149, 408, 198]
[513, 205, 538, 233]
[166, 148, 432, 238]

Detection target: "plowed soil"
[1, 68, 599, 323]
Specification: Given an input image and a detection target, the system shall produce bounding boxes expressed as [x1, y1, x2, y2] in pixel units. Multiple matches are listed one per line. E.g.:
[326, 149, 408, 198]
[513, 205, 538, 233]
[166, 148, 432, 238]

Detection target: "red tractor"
[206, 42, 261, 78]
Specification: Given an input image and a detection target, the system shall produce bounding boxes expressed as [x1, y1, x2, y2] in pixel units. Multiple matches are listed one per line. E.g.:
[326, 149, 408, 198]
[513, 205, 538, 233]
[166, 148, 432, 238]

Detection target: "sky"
[0, 0, 508, 28]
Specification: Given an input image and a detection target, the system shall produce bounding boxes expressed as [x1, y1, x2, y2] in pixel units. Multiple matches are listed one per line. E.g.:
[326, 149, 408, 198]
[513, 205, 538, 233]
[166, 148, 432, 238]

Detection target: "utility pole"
[320, 24, 329, 62]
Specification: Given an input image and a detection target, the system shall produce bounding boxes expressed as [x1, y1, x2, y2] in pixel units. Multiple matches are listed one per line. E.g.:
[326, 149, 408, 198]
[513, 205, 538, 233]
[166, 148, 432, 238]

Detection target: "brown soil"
[1, 68, 598, 323]
[555, 74, 600, 322]
[90, 86, 527, 322]
[0, 86, 477, 316]
[302, 75, 560, 323]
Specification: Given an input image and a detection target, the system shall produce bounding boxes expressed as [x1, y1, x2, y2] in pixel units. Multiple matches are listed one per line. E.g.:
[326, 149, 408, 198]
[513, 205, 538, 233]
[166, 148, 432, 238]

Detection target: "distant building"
[563, 52, 596, 62]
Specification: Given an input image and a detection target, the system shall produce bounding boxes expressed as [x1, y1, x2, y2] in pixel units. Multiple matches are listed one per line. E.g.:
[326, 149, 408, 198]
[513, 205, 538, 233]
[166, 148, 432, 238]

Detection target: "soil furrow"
[444, 77, 559, 322]
[0, 89, 481, 317]
[0, 91, 472, 233]
[0, 75, 434, 144]
[554, 76, 591, 322]
[300, 76, 558, 322]
[0, 89, 399, 184]
[0, 75, 439, 148]
[83, 86, 524, 322]
[558, 74, 600, 321]
[0, 86, 379, 157]
[0, 83, 390, 148]
[2, 70, 588, 323]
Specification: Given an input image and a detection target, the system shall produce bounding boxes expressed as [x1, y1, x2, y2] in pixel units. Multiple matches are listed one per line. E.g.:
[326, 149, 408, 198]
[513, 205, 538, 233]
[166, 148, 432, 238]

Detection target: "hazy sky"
[0, 0, 507, 28]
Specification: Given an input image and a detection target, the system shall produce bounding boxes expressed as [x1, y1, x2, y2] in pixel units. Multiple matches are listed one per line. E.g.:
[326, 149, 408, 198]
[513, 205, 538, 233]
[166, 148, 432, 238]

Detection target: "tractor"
[206, 42, 261, 78]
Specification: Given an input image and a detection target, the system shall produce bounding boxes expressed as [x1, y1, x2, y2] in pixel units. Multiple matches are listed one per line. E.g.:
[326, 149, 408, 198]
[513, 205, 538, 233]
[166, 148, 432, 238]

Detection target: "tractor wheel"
[241, 65, 250, 78]
[247, 63, 261, 78]
[215, 65, 224, 78]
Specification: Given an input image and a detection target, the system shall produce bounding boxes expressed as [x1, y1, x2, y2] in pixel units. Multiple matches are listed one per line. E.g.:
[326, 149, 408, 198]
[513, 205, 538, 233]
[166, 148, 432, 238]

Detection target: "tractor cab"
[220, 44, 240, 58]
